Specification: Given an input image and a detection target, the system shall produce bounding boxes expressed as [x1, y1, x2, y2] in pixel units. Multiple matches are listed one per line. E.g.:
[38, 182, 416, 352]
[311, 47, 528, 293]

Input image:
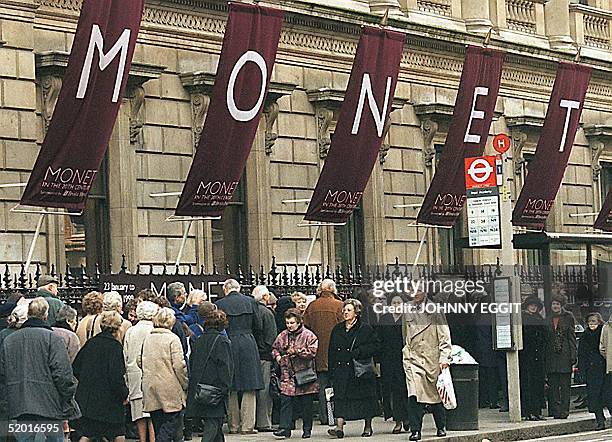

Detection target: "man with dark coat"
[0, 297, 77, 432]
[304, 278, 343, 425]
[545, 294, 577, 419]
[251, 285, 277, 432]
[215, 279, 263, 434]
[36, 274, 64, 326]
[520, 296, 548, 420]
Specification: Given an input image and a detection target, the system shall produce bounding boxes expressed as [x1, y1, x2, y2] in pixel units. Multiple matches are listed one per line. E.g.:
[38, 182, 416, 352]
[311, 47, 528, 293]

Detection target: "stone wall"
[0, 0, 611, 274]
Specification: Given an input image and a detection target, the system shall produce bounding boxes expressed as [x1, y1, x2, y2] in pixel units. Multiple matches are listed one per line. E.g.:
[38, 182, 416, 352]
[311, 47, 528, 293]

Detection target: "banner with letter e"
[176, 2, 284, 217]
[304, 26, 405, 224]
[417, 46, 504, 227]
[512, 62, 592, 229]
[21, 0, 144, 210]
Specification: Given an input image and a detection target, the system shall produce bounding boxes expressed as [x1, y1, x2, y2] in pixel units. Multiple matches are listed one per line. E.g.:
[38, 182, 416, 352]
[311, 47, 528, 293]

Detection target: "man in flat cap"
[36, 275, 65, 326]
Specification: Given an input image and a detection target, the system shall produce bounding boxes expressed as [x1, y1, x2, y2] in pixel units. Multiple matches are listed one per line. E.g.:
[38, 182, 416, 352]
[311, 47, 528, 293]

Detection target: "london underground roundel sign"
[465, 156, 497, 189]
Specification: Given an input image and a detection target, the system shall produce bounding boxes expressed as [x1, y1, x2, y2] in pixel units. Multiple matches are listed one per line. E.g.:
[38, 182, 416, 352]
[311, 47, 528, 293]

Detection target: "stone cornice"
[35, 51, 167, 87]
[584, 124, 612, 141]
[569, 4, 612, 20]
[506, 116, 546, 129]
[35, 0, 612, 105]
[306, 87, 408, 110]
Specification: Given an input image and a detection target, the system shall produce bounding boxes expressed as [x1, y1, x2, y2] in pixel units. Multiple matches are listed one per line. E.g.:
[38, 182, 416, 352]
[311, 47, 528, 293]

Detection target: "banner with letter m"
[21, 0, 144, 210]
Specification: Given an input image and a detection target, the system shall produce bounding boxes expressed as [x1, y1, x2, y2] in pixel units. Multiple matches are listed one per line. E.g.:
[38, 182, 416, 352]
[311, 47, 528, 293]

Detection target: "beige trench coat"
[402, 304, 452, 404]
[600, 322, 612, 374]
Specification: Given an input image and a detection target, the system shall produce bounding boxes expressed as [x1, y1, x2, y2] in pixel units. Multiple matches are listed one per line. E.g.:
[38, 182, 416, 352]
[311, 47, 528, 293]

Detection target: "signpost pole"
[24, 213, 46, 274]
[499, 149, 522, 423]
[175, 220, 193, 268]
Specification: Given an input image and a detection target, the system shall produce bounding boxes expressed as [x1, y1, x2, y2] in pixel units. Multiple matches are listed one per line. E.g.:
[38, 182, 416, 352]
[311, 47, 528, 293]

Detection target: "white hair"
[136, 301, 159, 321]
[223, 279, 241, 293]
[317, 279, 337, 294]
[28, 297, 49, 320]
[103, 291, 123, 312]
[252, 285, 269, 302]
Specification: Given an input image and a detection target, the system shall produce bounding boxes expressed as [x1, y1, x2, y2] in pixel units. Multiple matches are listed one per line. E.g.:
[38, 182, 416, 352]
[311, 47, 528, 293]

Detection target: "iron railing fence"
[0, 255, 604, 308]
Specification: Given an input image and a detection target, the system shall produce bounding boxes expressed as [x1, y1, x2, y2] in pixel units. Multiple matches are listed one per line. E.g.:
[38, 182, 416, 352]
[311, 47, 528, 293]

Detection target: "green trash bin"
[446, 363, 479, 431]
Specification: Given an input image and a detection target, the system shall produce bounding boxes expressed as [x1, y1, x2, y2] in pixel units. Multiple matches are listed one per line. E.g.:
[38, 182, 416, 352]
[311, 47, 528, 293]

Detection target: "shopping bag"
[436, 367, 457, 410]
[325, 387, 335, 426]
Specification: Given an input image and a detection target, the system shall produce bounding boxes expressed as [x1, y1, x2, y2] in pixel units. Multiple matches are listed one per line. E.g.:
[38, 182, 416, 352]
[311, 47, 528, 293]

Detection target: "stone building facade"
[0, 0, 611, 274]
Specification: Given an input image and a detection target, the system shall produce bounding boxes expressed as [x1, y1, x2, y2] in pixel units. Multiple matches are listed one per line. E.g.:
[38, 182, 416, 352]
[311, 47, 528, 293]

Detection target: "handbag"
[269, 363, 282, 400]
[193, 334, 225, 407]
[349, 325, 376, 379]
[289, 355, 318, 386]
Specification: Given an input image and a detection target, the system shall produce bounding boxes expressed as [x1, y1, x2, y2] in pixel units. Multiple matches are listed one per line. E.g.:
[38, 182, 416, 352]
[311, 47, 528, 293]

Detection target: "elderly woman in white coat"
[140, 307, 189, 441]
[124, 301, 159, 442]
[403, 291, 452, 441]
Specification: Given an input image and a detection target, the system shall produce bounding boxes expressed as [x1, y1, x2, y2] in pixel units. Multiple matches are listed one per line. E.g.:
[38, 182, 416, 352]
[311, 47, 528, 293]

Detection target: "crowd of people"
[0, 275, 611, 441]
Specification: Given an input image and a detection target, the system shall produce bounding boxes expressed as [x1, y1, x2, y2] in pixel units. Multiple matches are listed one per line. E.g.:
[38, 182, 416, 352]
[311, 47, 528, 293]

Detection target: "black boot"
[409, 431, 422, 441]
[595, 410, 606, 430]
[274, 429, 291, 438]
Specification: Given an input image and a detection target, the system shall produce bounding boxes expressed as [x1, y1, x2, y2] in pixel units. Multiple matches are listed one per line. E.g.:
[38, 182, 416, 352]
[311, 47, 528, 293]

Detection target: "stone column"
[545, 0, 576, 51]
[369, 0, 403, 15]
[40, 75, 67, 271]
[461, 0, 494, 34]
[107, 92, 140, 270]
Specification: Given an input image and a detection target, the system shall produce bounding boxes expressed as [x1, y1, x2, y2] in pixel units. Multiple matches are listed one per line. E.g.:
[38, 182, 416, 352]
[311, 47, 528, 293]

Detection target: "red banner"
[176, 3, 284, 217]
[512, 63, 592, 229]
[304, 27, 405, 223]
[20, 0, 144, 210]
[594, 190, 612, 232]
[417, 46, 505, 227]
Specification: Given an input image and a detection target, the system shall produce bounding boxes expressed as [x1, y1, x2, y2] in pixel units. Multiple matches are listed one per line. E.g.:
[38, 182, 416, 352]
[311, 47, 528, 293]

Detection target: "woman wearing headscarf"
[52, 305, 81, 363]
[328, 298, 380, 438]
[578, 312, 607, 430]
[73, 311, 130, 441]
[272, 308, 319, 439]
[124, 301, 159, 442]
[186, 310, 233, 442]
[141, 307, 189, 440]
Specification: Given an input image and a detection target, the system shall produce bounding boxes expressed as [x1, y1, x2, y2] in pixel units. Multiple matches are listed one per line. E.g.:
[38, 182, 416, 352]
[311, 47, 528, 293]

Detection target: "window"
[212, 178, 248, 271]
[434, 144, 464, 267]
[64, 156, 110, 271]
[334, 202, 365, 270]
[600, 162, 612, 203]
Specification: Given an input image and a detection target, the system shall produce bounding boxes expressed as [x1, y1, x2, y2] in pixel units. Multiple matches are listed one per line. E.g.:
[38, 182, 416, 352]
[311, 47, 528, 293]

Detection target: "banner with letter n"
[176, 3, 284, 217]
[417, 46, 505, 227]
[20, 0, 144, 210]
[594, 190, 612, 232]
[304, 26, 405, 224]
[512, 63, 592, 229]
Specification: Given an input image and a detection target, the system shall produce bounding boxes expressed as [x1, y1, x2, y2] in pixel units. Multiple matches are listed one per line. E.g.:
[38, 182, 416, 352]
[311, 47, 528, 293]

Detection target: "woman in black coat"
[578, 312, 608, 430]
[72, 311, 129, 441]
[328, 298, 380, 438]
[378, 294, 410, 434]
[519, 297, 548, 420]
[186, 310, 233, 442]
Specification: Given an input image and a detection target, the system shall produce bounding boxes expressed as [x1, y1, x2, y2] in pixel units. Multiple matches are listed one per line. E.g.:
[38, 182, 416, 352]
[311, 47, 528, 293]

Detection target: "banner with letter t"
[304, 26, 405, 223]
[21, 0, 144, 210]
[512, 62, 592, 229]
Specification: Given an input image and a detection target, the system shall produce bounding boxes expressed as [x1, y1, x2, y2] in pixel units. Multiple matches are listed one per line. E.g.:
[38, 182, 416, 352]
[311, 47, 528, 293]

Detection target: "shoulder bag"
[350, 325, 375, 379]
[193, 334, 225, 407]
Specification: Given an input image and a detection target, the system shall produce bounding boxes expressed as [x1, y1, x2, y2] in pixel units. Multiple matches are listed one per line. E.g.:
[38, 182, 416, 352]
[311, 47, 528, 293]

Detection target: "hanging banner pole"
[175, 220, 194, 268]
[304, 225, 322, 271]
[411, 226, 429, 270]
[24, 213, 46, 274]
